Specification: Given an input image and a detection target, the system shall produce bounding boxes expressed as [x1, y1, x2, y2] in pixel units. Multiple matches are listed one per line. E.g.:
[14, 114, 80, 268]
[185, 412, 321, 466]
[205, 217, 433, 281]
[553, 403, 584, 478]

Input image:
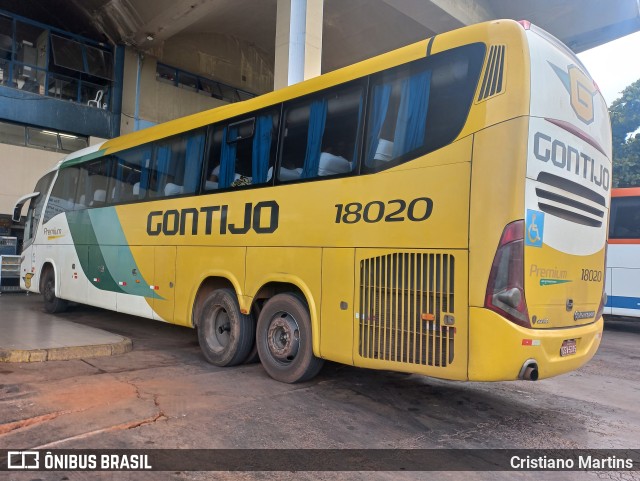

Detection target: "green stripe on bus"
[88, 208, 161, 299]
[61, 149, 107, 169]
[66, 209, 123, 294]
[65, 208, 161, 299]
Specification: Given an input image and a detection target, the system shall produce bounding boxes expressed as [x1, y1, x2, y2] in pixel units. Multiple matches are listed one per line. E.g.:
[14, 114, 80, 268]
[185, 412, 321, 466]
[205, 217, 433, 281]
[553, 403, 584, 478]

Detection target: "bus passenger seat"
[276, 167, 303, 181]
[165, 183, 184, 196]
[374, 139, 394, 162]
[90, 189, 106, 206]
[318, 152, 352, 176]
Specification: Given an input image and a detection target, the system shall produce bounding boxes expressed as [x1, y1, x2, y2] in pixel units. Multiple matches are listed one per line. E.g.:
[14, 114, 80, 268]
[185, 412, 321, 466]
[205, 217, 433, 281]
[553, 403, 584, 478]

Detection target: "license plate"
[560, 339, 577, 357]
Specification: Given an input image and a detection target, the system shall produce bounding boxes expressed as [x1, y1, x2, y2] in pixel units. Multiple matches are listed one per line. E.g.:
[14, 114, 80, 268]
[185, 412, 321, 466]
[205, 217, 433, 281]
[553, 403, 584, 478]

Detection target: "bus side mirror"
[12, 192, 40, 223]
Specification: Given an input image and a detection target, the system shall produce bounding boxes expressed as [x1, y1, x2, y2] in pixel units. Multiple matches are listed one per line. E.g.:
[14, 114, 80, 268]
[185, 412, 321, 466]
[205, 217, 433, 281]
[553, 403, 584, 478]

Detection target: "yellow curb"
[0, 338, 132, 363]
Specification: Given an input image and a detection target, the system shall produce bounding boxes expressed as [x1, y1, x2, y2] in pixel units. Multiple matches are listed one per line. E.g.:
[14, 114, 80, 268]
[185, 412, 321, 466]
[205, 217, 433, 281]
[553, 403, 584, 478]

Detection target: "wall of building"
[0, 144, 61, 217]
[120, 48, 229, 135]
[119, 31, 275, 136]
[1, 22, 275, 223]
[157, 32, 274, 95]
[0, 137, 106, 218]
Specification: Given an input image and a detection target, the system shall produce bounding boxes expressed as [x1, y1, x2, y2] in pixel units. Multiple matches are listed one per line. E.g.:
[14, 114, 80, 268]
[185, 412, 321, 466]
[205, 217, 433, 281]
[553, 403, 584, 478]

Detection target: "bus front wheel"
[197, 288, 254, 367]
[41, 268, 68, 314]
[256, 293, 324, 383]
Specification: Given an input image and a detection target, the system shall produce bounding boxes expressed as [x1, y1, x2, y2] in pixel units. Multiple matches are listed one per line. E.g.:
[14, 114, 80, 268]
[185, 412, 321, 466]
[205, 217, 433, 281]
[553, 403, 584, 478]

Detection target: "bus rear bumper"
[468, 307, 603, 381]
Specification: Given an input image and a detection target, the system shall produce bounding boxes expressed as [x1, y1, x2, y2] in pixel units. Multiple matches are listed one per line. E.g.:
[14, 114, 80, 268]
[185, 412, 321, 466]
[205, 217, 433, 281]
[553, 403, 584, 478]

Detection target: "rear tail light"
[518, 20, 532, 30]
[485, 220, 530, 328]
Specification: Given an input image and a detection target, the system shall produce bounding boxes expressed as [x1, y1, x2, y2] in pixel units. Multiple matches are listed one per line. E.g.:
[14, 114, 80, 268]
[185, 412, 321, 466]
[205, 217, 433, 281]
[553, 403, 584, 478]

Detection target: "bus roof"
[60, 19, 529, 168]
[57, 141, 107, 168]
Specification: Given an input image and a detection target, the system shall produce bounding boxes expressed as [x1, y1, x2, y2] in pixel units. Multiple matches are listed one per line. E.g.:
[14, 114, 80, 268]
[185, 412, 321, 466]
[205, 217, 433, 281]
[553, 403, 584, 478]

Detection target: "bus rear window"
[365, 43, 485, 172]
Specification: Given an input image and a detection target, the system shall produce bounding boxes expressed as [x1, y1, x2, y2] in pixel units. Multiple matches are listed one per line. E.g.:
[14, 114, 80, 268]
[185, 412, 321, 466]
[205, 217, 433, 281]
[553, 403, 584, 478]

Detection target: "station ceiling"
[2, 0, 639, 73]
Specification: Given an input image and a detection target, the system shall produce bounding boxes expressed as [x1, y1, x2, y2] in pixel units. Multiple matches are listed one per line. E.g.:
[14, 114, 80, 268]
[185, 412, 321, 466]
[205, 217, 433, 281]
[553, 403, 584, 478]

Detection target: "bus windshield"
[23, 172, 55, 247]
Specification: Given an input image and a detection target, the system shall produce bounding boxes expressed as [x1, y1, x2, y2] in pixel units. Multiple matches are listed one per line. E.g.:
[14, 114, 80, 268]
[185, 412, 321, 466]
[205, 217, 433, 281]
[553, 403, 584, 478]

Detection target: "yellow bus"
[13, 19, 611, 383]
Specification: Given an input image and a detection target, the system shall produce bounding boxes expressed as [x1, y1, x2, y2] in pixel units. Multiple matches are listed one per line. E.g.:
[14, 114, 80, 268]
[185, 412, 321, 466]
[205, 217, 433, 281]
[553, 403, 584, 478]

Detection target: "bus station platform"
[0, 293, 131, 362]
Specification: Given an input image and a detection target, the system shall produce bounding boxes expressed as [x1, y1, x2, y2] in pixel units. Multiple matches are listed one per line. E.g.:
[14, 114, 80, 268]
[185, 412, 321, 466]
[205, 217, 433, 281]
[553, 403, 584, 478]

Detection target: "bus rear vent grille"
[358, 252, 455, 367]
[535, 172, 606, 227]
[477, 45, 505, 102]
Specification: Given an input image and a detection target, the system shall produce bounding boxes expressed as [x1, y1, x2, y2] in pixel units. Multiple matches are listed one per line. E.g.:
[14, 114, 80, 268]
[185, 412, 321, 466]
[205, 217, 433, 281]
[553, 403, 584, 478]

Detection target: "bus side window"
[365, 65, 432, 172]
[204, 126, 222, 192]
[43, 167, 80, 223]
[183, 130, 206, 194]
[610, 197, 640, 239]
[23, 172, 55, 245]
[225, 118, 255, 188]
[149, 128, 206, 198]
[107, 146, 151, 202]
[279, 82, 363, 182]
[75, 158, 113, 209]
[205, 110, 278, 190]
[364, 43, 484, 172]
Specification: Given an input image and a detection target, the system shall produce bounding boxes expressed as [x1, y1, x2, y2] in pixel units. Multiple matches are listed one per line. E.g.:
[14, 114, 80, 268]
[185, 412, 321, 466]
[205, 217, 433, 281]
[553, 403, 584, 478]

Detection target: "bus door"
[353, 248, 468, 380]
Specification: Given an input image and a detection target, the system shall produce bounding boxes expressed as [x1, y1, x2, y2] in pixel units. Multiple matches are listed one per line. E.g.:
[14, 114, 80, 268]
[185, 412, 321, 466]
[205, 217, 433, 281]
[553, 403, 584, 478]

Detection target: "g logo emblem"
[568, 65, 596, 124]
[550, 62, 597, 126]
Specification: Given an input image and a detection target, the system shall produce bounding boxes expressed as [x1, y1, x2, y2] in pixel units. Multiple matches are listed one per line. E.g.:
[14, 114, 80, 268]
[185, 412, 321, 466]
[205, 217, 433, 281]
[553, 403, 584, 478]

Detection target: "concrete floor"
[0, 294, 639, 481]
[0, 294, 130, 361]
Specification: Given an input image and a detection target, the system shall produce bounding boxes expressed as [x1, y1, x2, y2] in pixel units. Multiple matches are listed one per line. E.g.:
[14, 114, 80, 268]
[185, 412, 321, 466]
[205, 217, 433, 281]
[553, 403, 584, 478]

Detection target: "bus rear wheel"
[41, 268, 68, 314]
[256, 293, 324, 383]
[197, 288, 254, 367]
[242, 303, 262, 364]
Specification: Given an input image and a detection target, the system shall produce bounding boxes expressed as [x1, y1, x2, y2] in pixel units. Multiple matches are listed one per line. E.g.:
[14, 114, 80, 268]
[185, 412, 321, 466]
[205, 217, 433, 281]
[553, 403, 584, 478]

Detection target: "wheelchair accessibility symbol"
[526, 210, 545, 247]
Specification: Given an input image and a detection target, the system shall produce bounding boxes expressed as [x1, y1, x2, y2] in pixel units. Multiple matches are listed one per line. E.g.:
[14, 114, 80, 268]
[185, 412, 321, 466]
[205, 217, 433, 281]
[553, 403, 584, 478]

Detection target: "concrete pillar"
[274, 0, 324, 90]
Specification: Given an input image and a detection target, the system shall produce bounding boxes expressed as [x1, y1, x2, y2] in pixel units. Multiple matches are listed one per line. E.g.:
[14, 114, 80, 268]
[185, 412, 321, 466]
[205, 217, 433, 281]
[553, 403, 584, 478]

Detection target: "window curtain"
[113, 160, 124, 200]
[51, 168, 77, 212]
[252, 115, 273, 183]
[139, 147, 153, 195]
[366, 83, 392, 162]
[155, 145, 172, 193]
[302, 99, 328, 179]
[219, 126, 237, 188]
[352, 93, 364, 164]
[392, 69, 431, 158]
[184, 133, 205, 193]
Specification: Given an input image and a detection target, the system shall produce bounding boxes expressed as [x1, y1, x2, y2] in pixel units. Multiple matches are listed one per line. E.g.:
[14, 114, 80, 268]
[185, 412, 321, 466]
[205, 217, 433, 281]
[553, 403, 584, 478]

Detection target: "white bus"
[605, 187, 640, 318]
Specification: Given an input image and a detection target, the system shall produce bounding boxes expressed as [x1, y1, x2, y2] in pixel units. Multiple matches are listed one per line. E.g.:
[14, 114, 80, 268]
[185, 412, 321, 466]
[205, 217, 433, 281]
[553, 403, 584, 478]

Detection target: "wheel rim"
[266, 311, 300, 364]
[205, 307, 231, 351]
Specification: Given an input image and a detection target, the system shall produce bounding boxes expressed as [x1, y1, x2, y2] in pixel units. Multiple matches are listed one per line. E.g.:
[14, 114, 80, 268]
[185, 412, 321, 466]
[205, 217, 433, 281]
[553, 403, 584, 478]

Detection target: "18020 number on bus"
[334, 197, 433, 224]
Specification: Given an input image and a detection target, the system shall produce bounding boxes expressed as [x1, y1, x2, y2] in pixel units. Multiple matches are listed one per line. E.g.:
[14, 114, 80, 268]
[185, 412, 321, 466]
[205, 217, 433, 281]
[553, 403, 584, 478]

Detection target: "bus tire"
[256, 293, 324, 383]
[41, 268, 68, 314]
[242, 303, 261, 364]
[197, 288, 254, 367]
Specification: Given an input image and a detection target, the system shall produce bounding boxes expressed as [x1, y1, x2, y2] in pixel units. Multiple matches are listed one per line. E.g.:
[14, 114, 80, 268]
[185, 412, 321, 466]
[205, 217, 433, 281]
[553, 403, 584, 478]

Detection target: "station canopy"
[1, 0, 638, 75]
